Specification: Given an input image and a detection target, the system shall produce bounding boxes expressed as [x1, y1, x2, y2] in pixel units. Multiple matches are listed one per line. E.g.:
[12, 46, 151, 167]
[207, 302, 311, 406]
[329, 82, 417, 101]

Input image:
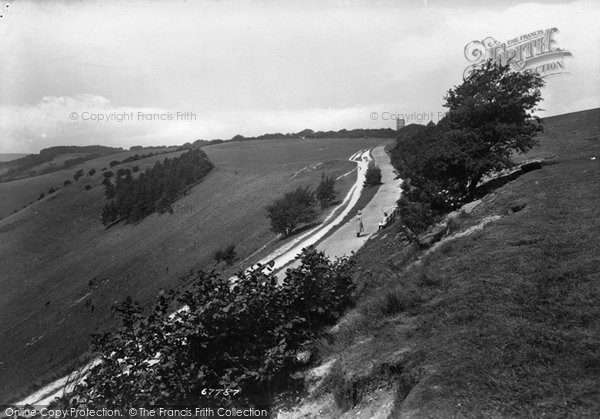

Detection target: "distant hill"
[0, 145, 124, 182]
[0, 154, 28, 163]
[191, 127, 399, 148]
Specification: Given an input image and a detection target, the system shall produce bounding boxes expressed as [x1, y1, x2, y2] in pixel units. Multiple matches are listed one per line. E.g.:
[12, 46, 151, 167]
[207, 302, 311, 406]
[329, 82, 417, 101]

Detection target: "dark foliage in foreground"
[56, 247, 354, 408]
[100, 149, 214, 226]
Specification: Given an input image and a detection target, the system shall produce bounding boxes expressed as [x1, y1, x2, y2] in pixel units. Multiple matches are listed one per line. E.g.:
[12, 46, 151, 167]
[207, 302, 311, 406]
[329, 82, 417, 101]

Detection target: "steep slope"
[285, 108, 600, 417]
[0, 136, 385, 404]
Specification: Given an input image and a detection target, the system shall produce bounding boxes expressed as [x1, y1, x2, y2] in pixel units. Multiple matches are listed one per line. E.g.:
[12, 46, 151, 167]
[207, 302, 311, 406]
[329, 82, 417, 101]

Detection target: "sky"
[0, 0, 598, 153]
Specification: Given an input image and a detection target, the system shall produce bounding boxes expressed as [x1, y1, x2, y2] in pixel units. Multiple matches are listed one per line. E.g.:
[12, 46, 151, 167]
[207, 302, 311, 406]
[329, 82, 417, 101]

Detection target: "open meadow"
[0, 136, 387, 403]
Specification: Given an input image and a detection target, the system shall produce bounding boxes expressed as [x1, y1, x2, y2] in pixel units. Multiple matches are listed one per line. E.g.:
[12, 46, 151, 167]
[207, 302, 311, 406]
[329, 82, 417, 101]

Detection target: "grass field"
[0, 147, 184, 220]
[0, 154, 28, 163]
[299, 108, 600, 417]
[0, 136, 387, 404]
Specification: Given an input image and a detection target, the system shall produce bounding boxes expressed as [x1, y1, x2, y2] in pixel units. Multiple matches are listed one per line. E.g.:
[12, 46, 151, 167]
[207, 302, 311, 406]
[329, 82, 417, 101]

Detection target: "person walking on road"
[356, 210, 364, 237]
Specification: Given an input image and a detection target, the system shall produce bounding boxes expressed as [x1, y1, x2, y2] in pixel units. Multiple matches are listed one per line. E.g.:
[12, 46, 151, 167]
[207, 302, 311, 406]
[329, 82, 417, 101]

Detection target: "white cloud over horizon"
[0, 0, 598, 153]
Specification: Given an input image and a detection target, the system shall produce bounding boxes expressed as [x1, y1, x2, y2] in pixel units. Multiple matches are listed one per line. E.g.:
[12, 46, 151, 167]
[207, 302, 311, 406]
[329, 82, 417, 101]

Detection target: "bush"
[88, 168, 96, 176]
[116, 168, 132, 178]
[396, 197, 436, 244]
[102, 171, 114, 178]
[214, 244, 237, 265]
[132, 165, 140, 173]
[315, 173, 337, 208]
[122, 155, 140, 163]
[84, 185, 92, 191]
[55, 247, 354, 408]
[48, 187, 56, 194]
[37, 193, 45, 200]
[109, 160, 120, 168]
[102, 178, 115, 199]
[73, 169, 84, 181]
[266, 185, 317, 237]
[364, 162, 382, 186]
[63, 180, 72, 186]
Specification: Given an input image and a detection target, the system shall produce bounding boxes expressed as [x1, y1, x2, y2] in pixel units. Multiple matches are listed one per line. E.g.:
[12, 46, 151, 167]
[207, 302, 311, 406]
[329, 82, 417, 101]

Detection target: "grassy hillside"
[0, 153, 28, 163]
[0, 147, 183, 220]
[294, 108, 600, 417]
[0, 145, 126, 182]
[0, 136, 386, 404]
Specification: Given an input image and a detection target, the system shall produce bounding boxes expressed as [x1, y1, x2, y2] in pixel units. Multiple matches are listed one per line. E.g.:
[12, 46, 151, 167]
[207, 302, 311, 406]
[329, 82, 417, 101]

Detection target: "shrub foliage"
[266, 186, 318, 237]
[364, 162, 382, 186]
[315, 173, 337, 208]
[214, 244, 237, 265]
[57, 247, 354, 408]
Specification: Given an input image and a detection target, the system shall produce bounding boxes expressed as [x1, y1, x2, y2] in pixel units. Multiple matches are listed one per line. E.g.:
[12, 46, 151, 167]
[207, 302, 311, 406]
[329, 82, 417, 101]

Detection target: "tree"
[214, 244, 237, 265]
[84, 185, 92, 191]
[440, 60, 544, 196]
[315, 173, 337, 208]
[156, 193, 172, 214]
[63, 180, 72, 186]
[389, 60, 545, 238]
[102, 178, 115, 199]
[364, 162, 382, 186]
[100, 200, 118, 226]
[88, 168, 96, 176]
[109, 160, 120, 168]
[266, 186, 317, 237]
[48, 187, 56, 194]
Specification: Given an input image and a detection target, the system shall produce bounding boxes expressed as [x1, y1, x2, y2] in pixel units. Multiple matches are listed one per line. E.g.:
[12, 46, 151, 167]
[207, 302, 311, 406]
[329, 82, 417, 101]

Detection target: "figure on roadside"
[378, 212, 388, 230]
[356, 210, 364, 237]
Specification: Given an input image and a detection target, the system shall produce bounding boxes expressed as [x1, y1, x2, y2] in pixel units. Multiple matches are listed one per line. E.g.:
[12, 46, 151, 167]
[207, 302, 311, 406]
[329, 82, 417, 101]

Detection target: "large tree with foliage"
[390, 61, 544, 240]
[392, 61, 544, 205]
[266, 186, 317, 237]
[441, 60, 545, 195]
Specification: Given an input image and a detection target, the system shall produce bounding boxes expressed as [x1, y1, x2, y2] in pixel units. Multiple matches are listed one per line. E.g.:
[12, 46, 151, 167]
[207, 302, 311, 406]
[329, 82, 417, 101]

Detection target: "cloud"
[0, 95, 196, 153]
[0, 0, 599, 152]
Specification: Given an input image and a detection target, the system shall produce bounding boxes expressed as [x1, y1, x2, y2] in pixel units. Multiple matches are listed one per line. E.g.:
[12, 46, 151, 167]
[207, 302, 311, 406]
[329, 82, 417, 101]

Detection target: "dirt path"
[274, 145, 402, 275]
[250, 148, 373, 276]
